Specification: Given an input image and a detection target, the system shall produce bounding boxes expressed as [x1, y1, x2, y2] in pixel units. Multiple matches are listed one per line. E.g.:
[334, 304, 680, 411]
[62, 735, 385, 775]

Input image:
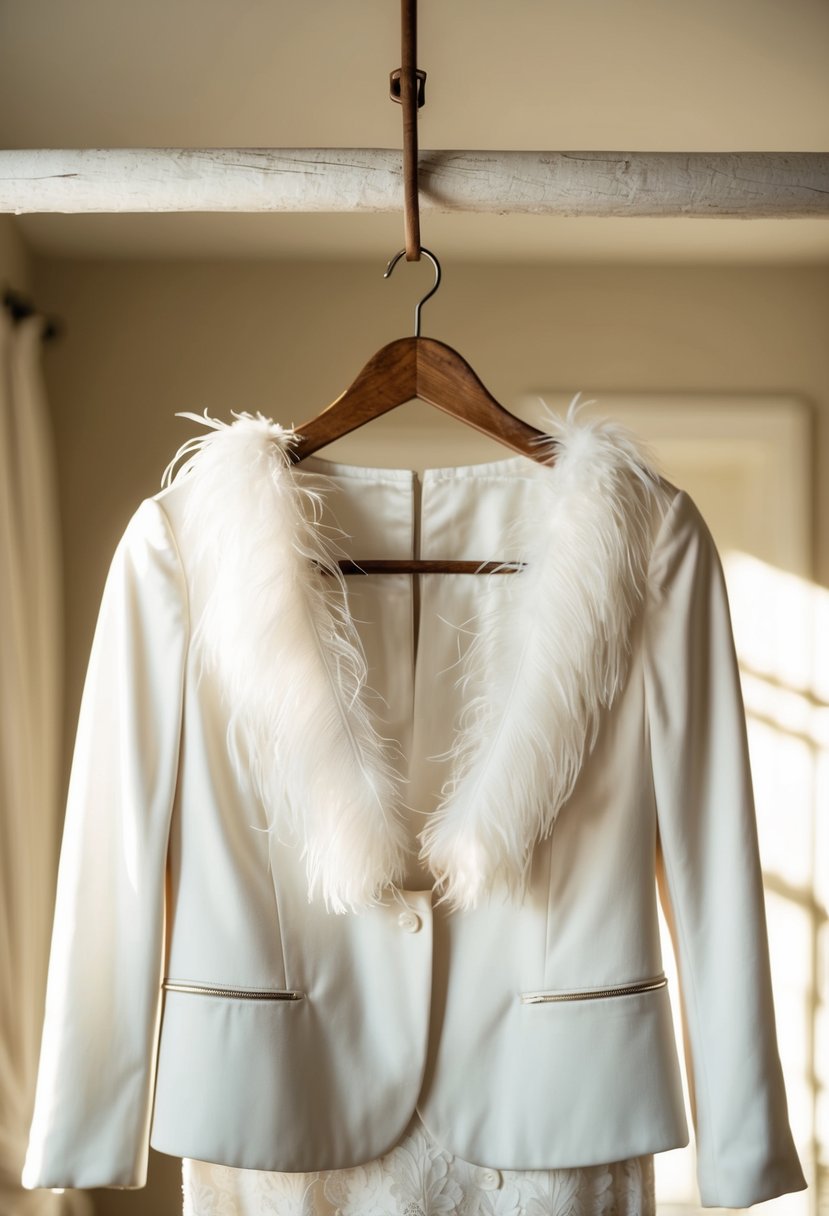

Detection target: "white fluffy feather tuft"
[161, 408, 412, 915]
[416, 392, 673, 912]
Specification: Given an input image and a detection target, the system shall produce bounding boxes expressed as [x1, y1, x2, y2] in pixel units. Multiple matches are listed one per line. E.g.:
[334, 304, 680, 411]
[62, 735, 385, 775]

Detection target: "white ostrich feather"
[161, 409, 412, 915]
[417, 393, 673, 910]
[159, 395, 672, 916]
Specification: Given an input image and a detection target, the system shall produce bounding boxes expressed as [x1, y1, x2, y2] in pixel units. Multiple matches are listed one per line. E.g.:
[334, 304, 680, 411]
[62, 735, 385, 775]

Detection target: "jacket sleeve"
[21, 497, 189, 1191]
[642, 487, 807, 1209]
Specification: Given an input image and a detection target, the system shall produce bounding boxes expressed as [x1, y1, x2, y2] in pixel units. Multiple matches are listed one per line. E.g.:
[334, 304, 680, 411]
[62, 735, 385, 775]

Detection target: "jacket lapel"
[161, 395, 672, 915]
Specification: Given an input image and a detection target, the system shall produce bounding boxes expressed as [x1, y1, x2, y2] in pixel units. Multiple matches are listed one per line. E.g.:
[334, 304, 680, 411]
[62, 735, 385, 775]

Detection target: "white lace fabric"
[181, 1111, 655, 1215]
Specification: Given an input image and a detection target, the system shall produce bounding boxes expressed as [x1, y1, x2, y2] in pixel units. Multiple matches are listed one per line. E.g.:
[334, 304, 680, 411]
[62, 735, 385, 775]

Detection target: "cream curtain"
[0, 308, 90, 1215]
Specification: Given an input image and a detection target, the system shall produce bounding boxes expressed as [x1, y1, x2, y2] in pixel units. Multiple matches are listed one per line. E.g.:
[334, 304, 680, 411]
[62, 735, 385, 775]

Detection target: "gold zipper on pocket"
[520, 975, 667, 1005]
[162, 980, 304, 1001]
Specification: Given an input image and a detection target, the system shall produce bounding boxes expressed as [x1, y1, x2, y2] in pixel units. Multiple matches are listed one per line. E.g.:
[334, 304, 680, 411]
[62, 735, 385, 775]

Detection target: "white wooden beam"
[1, 149, 827, 217]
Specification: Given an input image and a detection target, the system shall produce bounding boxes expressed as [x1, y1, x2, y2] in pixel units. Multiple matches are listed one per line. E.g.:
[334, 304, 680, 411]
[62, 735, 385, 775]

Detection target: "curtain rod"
[2, 287, 62, 342]
[1, 150, 827, 217]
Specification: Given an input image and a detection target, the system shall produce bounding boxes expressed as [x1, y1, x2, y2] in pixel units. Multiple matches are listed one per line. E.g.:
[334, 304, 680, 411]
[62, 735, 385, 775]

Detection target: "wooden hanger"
[290, 248, 560, 576]
[290, 1, 558, 575]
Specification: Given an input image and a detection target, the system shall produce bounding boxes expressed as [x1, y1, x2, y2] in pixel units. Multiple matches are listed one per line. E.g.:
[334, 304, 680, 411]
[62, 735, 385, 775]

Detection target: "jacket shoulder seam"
[646, 486, 688, 594]
[148, 496, 192, 652]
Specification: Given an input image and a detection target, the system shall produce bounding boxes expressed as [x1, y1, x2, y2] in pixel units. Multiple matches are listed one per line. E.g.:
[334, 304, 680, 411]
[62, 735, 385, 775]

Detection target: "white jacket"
[21, 399, 807, 1209]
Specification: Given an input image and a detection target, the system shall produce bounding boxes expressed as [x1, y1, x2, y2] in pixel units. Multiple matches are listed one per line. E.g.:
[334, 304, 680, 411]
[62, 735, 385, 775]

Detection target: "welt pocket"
[162, 979, 305, 1001]
[520, 973, 667, 1005]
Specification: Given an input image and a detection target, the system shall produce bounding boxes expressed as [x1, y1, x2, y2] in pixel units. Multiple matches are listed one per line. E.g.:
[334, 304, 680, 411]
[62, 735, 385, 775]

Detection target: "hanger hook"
[384, 246, 441, 338]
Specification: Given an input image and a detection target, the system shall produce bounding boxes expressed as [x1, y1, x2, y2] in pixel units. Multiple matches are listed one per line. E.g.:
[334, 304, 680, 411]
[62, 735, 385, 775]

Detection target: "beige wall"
[0, 214, 33, 291]
[28, 252, 829, 1211]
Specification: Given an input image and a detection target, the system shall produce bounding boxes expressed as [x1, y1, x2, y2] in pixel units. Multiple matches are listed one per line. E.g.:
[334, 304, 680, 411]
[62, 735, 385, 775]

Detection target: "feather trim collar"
[160, 395, 672, 915]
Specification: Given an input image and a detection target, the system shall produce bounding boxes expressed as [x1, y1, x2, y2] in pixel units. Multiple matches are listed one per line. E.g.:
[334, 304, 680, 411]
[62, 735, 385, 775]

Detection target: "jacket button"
[397, 910, 422, 933]
[478, 1168, 501, 1190]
